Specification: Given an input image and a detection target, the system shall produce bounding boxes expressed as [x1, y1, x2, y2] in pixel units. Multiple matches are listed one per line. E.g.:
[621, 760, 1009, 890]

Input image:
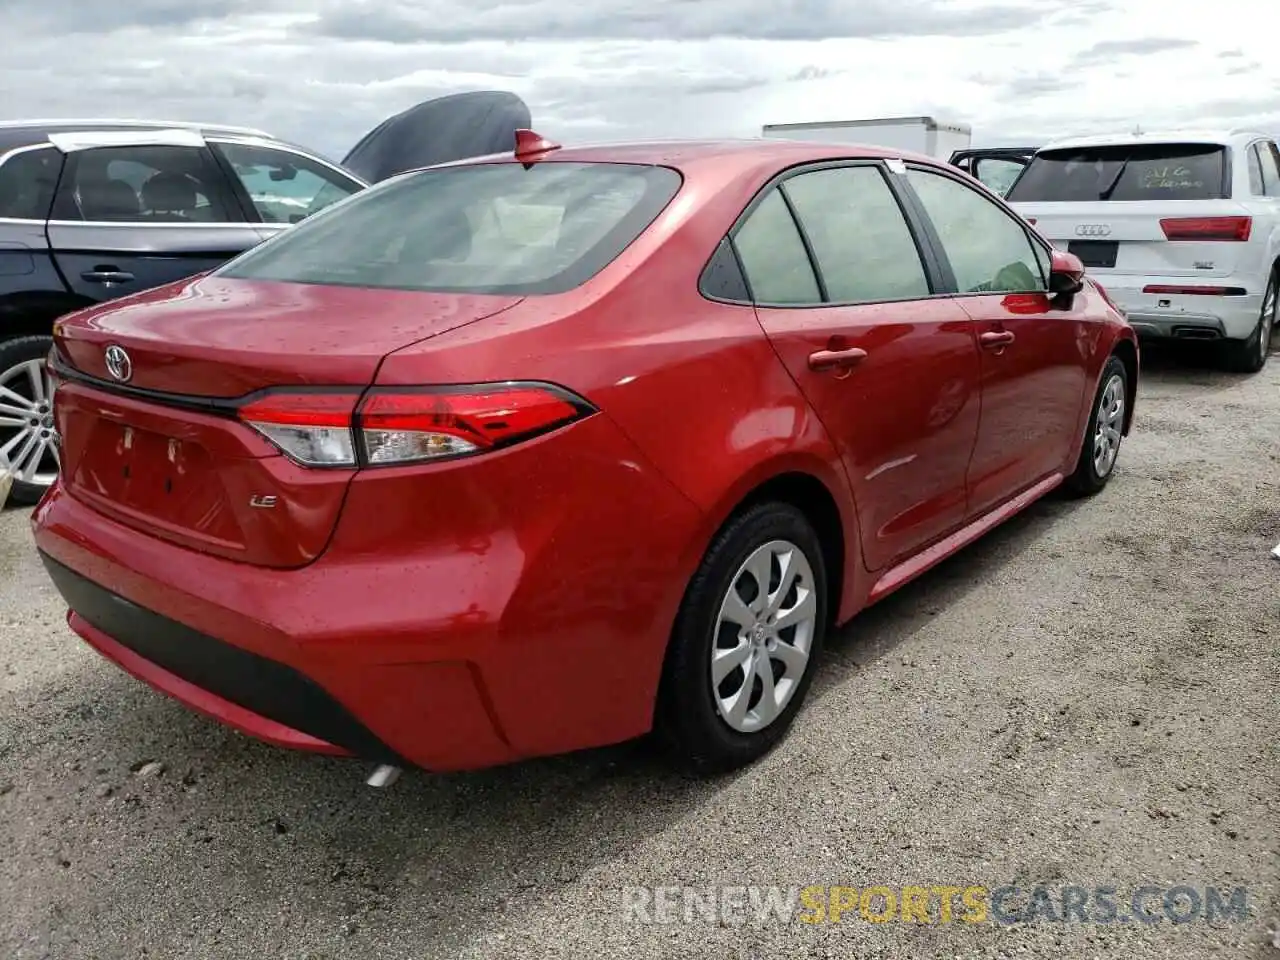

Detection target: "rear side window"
[54, 145, 237, 223]
[219, 161, 681, 295]
[1257, 142, 1280, 197]
[1006, 144, 1227, 202]
[0, 146, 63, 220]
[1248, 146, 1266, 195]
[781, 165, 930, 303]
[732, 189, 821, 305]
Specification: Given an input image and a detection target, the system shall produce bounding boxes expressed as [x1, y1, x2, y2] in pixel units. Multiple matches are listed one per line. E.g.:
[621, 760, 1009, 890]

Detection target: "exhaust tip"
[366, 764, 402, 788]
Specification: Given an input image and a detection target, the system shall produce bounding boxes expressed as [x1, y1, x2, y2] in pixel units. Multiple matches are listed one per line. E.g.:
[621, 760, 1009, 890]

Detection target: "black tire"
[1222, 268, 1276, 374]
[0, 334, 57, 507]
[654, 501, 828, 775]
[1063, 354, 1128, 498]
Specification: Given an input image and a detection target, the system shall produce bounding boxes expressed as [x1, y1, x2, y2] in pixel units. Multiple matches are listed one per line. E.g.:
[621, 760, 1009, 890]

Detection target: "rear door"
[45, 134, 261, 304]
[901, 163, 1091, 517]
[0, 143, 67, 303]
[1005, 142, 1255, 280]
[733, 161, 981, 573]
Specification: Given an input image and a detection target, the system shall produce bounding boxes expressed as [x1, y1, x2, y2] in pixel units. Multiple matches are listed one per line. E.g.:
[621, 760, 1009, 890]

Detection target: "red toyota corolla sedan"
[31, 131, 1137, 777]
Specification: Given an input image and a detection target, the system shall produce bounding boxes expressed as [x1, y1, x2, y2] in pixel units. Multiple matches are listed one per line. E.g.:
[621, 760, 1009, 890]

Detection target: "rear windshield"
[218, 161, 682, 295]
[1005, 143, 1226, 202]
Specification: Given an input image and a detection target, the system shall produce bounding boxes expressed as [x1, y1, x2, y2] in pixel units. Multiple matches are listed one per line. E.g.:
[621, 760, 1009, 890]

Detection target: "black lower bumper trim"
[39, 552, 402, 764]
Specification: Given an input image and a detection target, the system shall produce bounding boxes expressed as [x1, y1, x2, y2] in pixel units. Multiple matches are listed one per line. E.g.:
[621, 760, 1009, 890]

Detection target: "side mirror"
[1048, 249, 1085, 297]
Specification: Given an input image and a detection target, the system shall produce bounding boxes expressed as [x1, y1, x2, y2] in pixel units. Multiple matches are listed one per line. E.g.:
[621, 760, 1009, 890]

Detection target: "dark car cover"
[341, 90, 533, 183]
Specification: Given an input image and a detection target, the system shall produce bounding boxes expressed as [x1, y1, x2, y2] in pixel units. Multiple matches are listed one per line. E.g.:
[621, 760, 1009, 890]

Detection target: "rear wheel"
[0, 335, 59, 506]
[1064, 354, 1127, 498]
[1222, 268, 1276, 374]
[655, 502, 828, 775]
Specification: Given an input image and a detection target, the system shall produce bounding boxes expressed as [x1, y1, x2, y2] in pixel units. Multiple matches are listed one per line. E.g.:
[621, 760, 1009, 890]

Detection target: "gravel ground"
[1, 344, 1277, 960]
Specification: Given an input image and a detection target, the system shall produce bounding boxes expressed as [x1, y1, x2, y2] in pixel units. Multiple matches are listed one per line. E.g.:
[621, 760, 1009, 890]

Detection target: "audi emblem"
[104, 345, 132, 383]
[1075, 224, 1112, 238]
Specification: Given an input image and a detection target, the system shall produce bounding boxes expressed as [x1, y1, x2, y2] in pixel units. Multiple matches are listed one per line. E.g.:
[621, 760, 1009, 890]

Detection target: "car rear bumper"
[31, 414, 707, 772]
[1095, 274, 1261, 341]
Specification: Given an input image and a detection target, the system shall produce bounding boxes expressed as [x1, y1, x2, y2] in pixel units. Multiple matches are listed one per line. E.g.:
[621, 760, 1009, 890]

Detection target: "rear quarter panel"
[374, 154, 869, 621]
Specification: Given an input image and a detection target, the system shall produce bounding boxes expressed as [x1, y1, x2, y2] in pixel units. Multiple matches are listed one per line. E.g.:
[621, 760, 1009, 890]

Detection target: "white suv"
[1005, 128, 1280, 372]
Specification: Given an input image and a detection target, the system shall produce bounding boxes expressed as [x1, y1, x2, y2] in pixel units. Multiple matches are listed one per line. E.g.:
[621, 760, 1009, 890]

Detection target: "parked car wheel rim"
[1092, 373, 1125, 478]
[0, 358, 60, 487]
[1259, 274, 1277, 363]
[711, 539, 818, 734]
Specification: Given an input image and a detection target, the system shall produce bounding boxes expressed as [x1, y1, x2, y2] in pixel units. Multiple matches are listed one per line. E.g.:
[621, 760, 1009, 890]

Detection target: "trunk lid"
[1006, 140, 1249, 280]
[1012, 199, 1253, 279]
[52, 276, 523, 567]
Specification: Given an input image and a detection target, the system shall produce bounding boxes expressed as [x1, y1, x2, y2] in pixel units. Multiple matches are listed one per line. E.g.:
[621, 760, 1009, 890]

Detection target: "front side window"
[732, 188, 821, 305]
[906, 167, 1045, 295]
[0, 146, 63, 220]
[218, 161, 682, 295]
[781, 165, 930, 303]
[1006, 144, 1227, 202]
[215, 142, 363, 224]
[57, 145, 235, 223]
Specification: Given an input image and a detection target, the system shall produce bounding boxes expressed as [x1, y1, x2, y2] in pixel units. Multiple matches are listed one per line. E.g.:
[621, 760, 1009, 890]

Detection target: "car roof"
[431, 137, 949, 174]
[0, 118, 275, 154]
[1037, 128, 1270, 152]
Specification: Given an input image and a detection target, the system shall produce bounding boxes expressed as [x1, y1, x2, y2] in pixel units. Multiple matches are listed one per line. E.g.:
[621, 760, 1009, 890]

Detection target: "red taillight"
[1025, 217, 1037, 225]
[359, 385, 587, 465]
[236, 383, 593, 468]
[1142, 284, 1246, 297]
[238, 391, 360, 467]
[1159, 216, 1252, 241]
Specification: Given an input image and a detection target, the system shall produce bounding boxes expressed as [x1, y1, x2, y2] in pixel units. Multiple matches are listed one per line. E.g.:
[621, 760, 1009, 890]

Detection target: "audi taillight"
[1160, 216, 1252, 241]
[237, 383, 595, 468]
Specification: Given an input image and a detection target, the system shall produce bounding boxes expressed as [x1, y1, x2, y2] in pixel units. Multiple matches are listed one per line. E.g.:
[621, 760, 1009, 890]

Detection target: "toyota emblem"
[1075, 224, 1112, 238]
[104, 345, 132, 383]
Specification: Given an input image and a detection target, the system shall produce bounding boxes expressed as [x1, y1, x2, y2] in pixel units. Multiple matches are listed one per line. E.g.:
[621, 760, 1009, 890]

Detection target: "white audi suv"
[1006, 128, 1279, 372]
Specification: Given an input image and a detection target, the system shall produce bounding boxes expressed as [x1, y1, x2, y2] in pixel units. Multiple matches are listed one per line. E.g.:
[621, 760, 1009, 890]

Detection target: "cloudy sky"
[3, 0, 1276, 161]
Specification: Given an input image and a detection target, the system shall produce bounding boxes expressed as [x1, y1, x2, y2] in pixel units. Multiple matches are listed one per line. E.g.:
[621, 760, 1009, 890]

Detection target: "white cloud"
[2, 0, 1278, 161]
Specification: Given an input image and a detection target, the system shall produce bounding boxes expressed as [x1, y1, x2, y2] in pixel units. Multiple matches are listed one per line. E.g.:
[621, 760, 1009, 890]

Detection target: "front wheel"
[1064, 354, 1127, 498]
[655, 502, 828, 775]
[0, 335, 59, 507]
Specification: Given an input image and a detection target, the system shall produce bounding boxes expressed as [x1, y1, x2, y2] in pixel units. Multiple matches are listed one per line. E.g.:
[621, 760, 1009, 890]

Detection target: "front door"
[900, 164, 1092, 518]
[45, 143, 261, 305]
[731, 162, 982, 572]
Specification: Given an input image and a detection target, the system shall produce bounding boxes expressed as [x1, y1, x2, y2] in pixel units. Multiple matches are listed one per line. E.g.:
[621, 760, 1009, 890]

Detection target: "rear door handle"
[979, 330, 1016, 348]
[808, 347, 868, 372]
[81, 268, 135, 285]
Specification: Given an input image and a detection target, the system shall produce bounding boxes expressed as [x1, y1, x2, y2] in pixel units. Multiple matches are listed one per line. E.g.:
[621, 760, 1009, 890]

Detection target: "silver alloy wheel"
[711, 539, 818, 734]
[1260, 275, 1277, 362]
[0, 358, 60, 488]
[1092, 373, 1125, 478]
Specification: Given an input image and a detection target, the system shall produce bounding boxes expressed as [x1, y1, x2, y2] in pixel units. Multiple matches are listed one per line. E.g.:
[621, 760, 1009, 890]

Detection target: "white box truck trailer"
[760, 115, 973, 160]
